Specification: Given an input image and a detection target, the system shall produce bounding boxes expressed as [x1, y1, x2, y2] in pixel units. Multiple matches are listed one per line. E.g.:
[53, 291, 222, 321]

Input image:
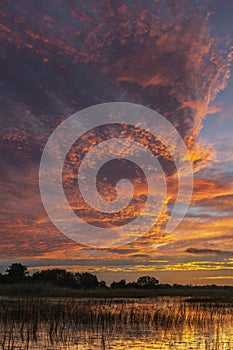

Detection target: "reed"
[0, 297, 232, 349]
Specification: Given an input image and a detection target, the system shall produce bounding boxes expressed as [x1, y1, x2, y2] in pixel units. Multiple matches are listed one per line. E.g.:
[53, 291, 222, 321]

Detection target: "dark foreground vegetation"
[1, 263, 233, 299]
[1, 297, 232, 349]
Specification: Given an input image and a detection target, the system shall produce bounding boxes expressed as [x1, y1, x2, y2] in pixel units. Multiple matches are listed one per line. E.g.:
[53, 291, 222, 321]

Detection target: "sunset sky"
[1, 0, 233, 285]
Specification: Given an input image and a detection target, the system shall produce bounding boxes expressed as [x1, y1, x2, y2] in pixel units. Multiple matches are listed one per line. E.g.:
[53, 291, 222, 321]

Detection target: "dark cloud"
[0, 0, 230, 152]
[186, 248, 233, 256]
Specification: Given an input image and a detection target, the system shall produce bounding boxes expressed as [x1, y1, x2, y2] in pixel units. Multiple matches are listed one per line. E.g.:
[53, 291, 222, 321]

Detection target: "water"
[0, 297, 232, 349]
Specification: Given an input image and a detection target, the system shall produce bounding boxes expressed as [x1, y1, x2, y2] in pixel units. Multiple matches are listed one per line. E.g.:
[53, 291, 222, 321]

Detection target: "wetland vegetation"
[0, 296, 233, 349]
[1, 263, 233, 349]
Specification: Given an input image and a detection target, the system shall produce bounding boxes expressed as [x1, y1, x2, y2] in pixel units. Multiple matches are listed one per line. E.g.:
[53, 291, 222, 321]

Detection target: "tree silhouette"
[32, 269, 77, 288]
[75, 272, 99, 289]
[99, 280, 107, 288]
[110, 279, 126, 289]
[5, 263, 29, 282]
[136, 276, 159, 289]
[0, 263, 164, 292]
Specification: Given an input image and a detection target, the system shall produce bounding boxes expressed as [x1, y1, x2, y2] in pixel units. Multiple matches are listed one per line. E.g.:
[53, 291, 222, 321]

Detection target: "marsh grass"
[0, 297, 233, 349]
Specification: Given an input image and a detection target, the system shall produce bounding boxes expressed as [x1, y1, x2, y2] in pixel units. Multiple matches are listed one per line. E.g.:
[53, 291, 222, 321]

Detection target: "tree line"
[0, 263, 161, 289]
[0, 263, 229, 290]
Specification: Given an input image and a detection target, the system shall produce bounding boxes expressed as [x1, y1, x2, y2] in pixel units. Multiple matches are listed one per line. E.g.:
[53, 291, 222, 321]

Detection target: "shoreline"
[1, 283, 233, 299]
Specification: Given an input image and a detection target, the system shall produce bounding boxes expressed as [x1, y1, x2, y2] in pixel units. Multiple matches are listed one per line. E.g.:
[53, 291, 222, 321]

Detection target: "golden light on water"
[1, 297, 233, 349]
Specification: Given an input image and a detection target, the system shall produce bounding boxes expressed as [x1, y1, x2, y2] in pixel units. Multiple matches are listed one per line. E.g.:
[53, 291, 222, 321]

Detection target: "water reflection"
[0, 297, 232, 349]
